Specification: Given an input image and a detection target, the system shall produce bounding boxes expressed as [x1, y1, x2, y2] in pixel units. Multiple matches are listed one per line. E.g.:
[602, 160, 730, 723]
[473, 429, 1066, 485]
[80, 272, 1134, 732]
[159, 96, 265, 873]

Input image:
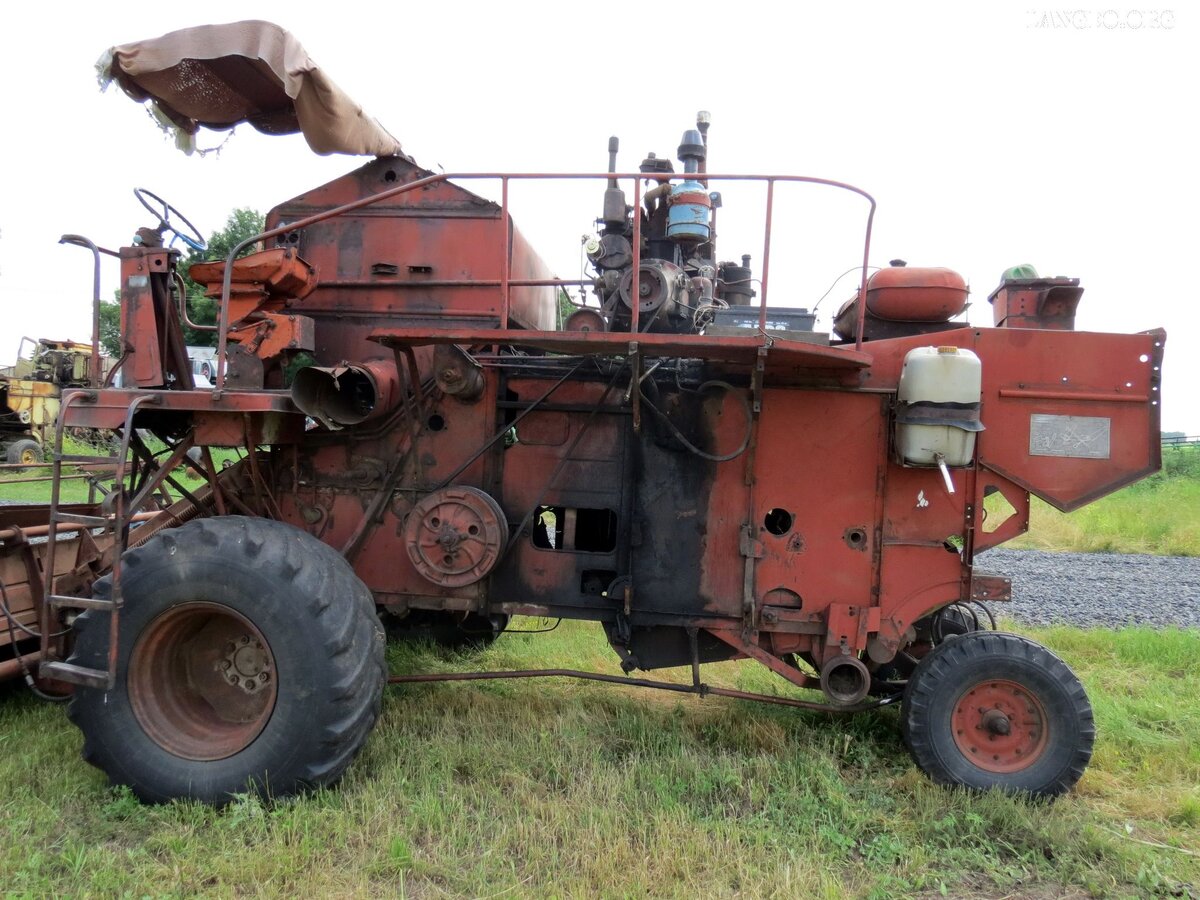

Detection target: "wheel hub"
[951, 678, 1048, 773]
[222, 635, 272, 694]
[129, 602, 277, 761]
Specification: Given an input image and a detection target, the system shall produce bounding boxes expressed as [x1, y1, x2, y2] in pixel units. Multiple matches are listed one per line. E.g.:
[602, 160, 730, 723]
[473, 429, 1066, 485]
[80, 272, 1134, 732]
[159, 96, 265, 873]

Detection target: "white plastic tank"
[896, 346, 983, 467]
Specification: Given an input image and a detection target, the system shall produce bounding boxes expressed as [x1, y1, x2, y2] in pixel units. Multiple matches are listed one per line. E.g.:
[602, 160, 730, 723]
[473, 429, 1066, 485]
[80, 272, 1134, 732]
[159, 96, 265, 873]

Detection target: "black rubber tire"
[382, 609, 508, 651]
[901, 631, 1094, 798]
[66, 516, 386, 804]
[6, 438, 43, 468]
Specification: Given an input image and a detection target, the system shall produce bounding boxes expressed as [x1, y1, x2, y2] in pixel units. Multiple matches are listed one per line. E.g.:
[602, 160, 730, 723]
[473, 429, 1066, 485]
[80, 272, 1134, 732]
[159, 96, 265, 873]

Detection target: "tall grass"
[1008, 447, 1200, 556]
[1, 621, 1197, 897]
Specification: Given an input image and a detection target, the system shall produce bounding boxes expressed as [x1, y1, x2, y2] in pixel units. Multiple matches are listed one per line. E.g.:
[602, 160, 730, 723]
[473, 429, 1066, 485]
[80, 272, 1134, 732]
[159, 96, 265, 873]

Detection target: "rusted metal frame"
[868, 396, 890, 617]
[959, 457, 981, 596]
[500, 177, 510, 328]
[58, 235, 119, 386]
[738, 347, 768, 641]
[759, 180, 775, 330]
[341, 353, 429, 562]
[431, 359, 589, 492]
[997, 388, 1149, 403]
[401, 347, 426, 419]
[39, 390, 95, 664]
[628, 343, 641, 432]
[125, 436, 206, 520]
[630, 177, 643, 334]
[341, 421, 421, 563]
[199, 447, 228, 516]
[386, 665, 880, 712]
[320, 278, 593, 289]
[0, 472, 95, 486]
[241, 416, 283, 521]
[501, 364, 628, 560]
[215, 170, 875, 390]
[853, 204, 878, 351]
[124, 435, 194, 515]
[708, 628, 822, 691]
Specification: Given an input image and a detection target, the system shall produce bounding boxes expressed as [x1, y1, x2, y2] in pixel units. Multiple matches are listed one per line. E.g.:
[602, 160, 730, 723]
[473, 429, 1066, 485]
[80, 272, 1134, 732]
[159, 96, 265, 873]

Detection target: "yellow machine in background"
[0, 338, 103, 465]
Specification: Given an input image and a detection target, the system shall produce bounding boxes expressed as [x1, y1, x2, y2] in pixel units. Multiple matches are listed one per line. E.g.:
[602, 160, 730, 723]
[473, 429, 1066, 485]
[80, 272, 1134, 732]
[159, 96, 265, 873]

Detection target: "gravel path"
[978, 548, 1200, 629]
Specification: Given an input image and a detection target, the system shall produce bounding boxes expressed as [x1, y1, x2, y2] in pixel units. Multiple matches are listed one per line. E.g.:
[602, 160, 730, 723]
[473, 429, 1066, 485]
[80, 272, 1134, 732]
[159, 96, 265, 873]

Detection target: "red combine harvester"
[0, 23, 1164, 804]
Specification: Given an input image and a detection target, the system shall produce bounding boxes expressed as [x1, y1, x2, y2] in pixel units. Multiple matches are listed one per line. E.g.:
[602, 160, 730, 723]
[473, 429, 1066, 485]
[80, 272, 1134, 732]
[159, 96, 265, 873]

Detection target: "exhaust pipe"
[291, 360, 399, 429]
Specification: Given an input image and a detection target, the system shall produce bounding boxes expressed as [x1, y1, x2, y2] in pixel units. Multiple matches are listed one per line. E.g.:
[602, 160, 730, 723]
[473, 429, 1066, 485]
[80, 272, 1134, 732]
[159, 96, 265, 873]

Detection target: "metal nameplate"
[1029, 414, 1111, 459]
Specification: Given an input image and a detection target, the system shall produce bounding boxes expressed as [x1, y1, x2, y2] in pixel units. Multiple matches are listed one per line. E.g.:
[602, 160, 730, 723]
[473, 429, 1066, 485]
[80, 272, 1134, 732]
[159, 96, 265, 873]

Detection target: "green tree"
[97, 208, 265, 356]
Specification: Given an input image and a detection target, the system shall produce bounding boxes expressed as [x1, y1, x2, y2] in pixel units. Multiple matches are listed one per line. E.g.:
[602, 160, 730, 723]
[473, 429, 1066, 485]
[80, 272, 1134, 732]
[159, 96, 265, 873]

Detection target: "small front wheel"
[901, 631, 1094, 797]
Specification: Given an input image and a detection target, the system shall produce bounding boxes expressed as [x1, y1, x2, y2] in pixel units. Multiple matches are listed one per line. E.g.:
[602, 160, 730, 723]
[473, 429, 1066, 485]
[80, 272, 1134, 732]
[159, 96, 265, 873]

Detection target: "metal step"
[39, 661, 111, 689]
[47, 594, 117, 611]
[56, 454, 121, 464]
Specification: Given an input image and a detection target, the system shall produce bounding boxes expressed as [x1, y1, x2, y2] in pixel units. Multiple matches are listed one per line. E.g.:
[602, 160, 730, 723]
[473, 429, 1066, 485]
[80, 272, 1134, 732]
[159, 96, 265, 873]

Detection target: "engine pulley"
[404, 486, 510, 588]
[617, 260, 686, 316]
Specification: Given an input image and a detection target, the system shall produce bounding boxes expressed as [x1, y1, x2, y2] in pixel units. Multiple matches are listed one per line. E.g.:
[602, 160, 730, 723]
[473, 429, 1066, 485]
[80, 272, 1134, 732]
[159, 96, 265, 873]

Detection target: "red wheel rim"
[128, 602, 277, 761]
[951, 678, 1048, 773]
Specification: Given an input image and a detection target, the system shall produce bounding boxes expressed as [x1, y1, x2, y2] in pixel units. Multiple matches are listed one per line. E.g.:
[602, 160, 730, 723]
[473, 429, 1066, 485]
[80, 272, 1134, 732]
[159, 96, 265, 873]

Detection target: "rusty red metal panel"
[750, 390, 886, 615]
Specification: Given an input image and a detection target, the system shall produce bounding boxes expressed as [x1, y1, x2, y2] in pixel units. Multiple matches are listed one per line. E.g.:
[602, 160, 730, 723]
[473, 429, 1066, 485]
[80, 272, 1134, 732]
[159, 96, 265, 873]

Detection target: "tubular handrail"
[213, 171, 877, 392]
[58, 235, 120, 388]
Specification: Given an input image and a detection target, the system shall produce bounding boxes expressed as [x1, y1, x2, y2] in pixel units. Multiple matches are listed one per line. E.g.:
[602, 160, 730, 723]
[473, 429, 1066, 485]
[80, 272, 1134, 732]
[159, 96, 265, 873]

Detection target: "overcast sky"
[1, 1, 1194, 431]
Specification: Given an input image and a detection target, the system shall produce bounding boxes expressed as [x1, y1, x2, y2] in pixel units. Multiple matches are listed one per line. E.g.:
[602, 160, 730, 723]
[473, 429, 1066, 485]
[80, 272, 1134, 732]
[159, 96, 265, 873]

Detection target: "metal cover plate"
[1029, 414, 1111, 459]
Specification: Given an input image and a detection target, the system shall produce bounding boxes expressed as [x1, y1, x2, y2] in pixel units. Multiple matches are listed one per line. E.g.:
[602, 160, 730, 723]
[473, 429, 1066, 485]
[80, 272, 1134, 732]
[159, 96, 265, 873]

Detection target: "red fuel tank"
[865, 266, 968, 321]
[833, 265, 968, 340]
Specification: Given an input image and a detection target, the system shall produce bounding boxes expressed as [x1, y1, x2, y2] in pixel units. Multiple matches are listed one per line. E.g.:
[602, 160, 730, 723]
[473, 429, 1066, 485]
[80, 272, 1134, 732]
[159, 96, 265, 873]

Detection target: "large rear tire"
[902, 631, 1094, 798]
[66, 516, 386, 804]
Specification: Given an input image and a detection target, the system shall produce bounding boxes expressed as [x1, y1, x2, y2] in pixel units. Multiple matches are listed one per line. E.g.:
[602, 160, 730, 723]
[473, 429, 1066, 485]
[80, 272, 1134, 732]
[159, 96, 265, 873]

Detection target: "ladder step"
[39, 661, 111, 690]
[48, 594, 117, 611]
[51, 511, 114, 527]
[56, 455, 121, 464]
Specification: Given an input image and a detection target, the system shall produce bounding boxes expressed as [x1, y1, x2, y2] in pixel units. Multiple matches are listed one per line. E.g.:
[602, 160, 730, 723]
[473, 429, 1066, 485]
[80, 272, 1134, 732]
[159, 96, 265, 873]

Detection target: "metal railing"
[211, 170, 877, 392]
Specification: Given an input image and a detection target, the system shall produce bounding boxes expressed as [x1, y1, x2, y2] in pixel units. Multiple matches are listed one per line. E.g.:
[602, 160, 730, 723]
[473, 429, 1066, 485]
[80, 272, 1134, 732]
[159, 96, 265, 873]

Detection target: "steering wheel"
[133, 188, 207, 252]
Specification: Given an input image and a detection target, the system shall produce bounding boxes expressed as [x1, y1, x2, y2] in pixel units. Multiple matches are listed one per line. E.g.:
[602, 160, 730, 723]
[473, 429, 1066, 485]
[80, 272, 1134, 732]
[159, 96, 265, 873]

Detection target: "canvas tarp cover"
[98, 20, 406, 158]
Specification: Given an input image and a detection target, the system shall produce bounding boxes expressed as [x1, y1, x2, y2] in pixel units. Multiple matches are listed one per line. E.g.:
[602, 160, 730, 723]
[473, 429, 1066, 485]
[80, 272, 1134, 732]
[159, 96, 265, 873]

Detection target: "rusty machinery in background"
[0, 22, 1164, 805]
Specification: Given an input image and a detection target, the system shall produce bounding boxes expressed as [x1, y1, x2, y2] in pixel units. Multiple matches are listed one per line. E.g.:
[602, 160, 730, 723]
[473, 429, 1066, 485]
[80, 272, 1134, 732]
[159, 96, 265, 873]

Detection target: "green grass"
[1, 622, 1197, 897]
[1007, 447, 1200, 556]
[0, 434, 238, 506]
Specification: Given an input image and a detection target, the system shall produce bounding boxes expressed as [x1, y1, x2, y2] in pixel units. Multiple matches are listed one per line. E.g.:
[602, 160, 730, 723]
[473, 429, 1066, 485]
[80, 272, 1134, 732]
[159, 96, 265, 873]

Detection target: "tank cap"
[936, 346, 959, 354]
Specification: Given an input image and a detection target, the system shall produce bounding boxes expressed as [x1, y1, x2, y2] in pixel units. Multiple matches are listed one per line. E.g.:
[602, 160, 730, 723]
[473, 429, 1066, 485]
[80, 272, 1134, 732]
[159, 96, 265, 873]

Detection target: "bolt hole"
[763, 508, 793, 536]
[383, 169, 398, 183]
[443, 554, 455, 566]
[848, 529, 866, 546]
[430, 517, 441, 527]
[468, 524, 480, 535]
[1139, 353, 1150, 362]
[427, 414, 446, 432]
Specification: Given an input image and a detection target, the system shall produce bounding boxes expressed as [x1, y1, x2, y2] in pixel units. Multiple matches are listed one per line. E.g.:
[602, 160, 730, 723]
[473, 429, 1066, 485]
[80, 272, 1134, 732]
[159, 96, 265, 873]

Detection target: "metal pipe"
[0, 651, 42, 681]
[386, 666, 897, 714]
[759, 180, 775, 332]
[58, 235, 117, 387]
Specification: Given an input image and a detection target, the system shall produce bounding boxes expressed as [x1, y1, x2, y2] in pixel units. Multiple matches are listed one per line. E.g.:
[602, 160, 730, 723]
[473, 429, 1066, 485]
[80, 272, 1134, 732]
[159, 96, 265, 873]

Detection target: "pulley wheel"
[404, 486, 509, 587]
[618, 262, 680, 314]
